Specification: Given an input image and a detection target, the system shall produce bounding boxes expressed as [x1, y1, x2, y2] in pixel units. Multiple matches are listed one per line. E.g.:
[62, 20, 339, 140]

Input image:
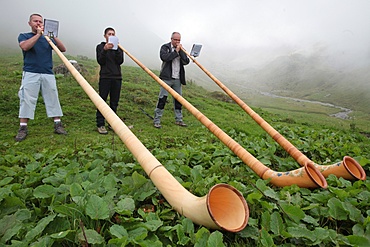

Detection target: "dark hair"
[29, 13, 42, 21]
[104, 27, 115, 35]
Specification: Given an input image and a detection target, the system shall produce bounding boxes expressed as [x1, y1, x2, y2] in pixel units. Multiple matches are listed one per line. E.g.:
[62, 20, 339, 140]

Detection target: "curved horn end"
[342, 156, 366, 180]
[264, 165, 327, 189]
[305, 162, 328, 189]
[207, 184, 249, 232]
[316, 156, 366, 180]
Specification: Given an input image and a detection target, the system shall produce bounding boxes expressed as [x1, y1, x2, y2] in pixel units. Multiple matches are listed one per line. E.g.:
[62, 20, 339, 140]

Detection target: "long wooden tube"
[44, 36, 249, 232]
[118, 44, 327, 189]
[182, 48, 366, 181]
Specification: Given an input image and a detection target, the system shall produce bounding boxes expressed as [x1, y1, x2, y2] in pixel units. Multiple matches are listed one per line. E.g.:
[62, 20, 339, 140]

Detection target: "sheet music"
[190, 44, 202, 57]
[44, 19, 59, 38]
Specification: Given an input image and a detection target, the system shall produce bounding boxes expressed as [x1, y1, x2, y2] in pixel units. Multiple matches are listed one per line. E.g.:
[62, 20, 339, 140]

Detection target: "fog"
[1, 0, 370, 88]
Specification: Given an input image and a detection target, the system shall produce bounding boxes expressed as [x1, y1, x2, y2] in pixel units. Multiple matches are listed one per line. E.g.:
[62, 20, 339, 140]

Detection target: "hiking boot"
[15, 126, 28, 142]
[175, 121, 187, 127]
[98, 126, 108, 134]
[154, 123, 162, 129]
[54, 122, 67, 135]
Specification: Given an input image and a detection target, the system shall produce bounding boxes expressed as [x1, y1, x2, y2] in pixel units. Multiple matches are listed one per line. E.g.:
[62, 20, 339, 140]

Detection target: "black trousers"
[96, 78, 122, 127]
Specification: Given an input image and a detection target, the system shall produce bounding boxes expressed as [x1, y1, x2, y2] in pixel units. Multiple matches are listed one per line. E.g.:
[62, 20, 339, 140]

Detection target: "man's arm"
[54, 37, 66, 52]
[160, 44, 178, 62]
[19, 33, 42, 51]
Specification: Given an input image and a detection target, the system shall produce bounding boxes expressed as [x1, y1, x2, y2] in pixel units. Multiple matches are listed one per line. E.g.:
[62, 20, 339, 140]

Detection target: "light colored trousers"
[18, 71, 63, 119]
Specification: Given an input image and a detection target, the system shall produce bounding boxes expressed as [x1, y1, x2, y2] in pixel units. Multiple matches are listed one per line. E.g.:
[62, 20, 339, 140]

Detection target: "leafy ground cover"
[0, 51, 369, 246]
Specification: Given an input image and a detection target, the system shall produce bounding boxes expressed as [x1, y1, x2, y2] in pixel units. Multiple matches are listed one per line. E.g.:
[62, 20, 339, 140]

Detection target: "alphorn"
[181, 48, 366, 181]
[118, 44, 327, 189]
[44, 35, 249, 232]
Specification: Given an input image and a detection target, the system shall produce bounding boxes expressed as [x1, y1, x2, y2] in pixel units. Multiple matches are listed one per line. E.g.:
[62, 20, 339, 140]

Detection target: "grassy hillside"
[1, 51, 369, 246]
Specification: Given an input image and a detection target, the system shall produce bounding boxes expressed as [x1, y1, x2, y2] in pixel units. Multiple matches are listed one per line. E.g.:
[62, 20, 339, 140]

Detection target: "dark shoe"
[54, 122, 67, 135]
[15, 126, 28, 142]
[98, 126, 108, 134]
[175, 121, 187, 127]
[154, 123, 162, 129]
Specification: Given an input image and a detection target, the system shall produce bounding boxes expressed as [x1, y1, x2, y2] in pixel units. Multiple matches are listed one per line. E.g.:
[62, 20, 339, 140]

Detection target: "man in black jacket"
[96, 27, 124, 134]
[153, 32, 190, 128]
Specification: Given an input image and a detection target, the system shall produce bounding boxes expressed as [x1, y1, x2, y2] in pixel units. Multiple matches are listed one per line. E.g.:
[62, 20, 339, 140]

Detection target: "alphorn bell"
[118, 44, 327, 189]
[44, 35, 249, 232]
[181, 47, 366, 181]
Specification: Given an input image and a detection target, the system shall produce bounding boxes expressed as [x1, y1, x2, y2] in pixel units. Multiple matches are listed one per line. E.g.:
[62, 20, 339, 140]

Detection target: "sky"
[1, 0, 370, 80]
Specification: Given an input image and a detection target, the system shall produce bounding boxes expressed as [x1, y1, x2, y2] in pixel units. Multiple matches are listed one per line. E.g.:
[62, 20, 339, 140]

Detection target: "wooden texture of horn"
[317, 156, 366, 180]
[44, 36, 249, 232]
[181, 48, 366, 181]
[118, 44, 327, 189]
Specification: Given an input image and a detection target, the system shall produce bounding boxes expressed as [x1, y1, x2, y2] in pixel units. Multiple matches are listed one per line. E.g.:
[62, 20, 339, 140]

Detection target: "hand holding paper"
[108, 36, 119, 50]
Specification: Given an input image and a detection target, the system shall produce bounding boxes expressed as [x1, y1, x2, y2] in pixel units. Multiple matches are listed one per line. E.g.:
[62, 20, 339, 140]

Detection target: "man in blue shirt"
[16, 13, 67, 141]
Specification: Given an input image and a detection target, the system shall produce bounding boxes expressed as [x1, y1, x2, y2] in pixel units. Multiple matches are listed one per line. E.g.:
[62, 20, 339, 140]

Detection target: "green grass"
[2, 51, 369, 154]
[1, 50, 370, 246]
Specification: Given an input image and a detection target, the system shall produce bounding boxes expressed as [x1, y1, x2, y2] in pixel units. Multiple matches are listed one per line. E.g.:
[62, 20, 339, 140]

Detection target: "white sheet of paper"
[108, 36, 119, 50]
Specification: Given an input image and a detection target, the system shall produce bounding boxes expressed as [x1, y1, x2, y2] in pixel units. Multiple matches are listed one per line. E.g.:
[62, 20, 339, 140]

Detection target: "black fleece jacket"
[96, 42, 124, 79]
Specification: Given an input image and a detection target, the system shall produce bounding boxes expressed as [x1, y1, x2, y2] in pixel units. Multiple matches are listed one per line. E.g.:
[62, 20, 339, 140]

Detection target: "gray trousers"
[153, 79, 183, 124]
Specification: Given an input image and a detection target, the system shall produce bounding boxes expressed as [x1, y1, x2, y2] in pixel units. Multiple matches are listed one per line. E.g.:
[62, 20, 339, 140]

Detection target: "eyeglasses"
[171, 38, 181, 41]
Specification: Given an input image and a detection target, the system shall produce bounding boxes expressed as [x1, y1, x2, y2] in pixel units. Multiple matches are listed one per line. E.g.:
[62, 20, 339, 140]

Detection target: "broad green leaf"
[1, 223, 22, 243]
[270, 211, 284, 235]
[52, 204, 83, 218]
[0, 177, 13, 186]
[102, 173, 117, 190]
[346, 235, 370, 247]
[182, 218, 194, 235]
[194, 227, 210, 247]
[77, 229, 104, 244]
[260, 228, 274, 247]
[343, 201, 363, 222]
[287, 226, 316, 242]
[0, 196, 26, 217]
[174, 224, 190, 246]
[132, 171, 148, 188]
[312, 227, 330, 243]
[108, 238, 128, 245]
[33, 185, 56, 199]
[128, 227, 148, 241]
[302, 215, 319, 226]
[256, 179, 279, 200]
[142, 220, 163, 232]
[328, 197, 347, 220]
[207, 231, 225, 247]
[246, 191, 263, 203]
[25, 215, 56, 242]
[25, 161, 41, 173]
[29, 235, 54, 247]
[237, 225, 259, 240]
[110, 224, 128, 239]
[85, 195, 110, 220]
[50, 230, 73, 239]
[70, 183, 84, 197]
[261, 211, 271, 231]
[115, 197, 135, 216]
[15, 209, 32, 221]
[0, 214, 17, 235]
[280, 203, 305, 223]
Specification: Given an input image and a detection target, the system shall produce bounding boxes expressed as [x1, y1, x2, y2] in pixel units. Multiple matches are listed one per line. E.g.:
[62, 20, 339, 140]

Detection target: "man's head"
[171, 32, 181, 47]
[104, 27, 115, 42]
[28, 14, 43, 33]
